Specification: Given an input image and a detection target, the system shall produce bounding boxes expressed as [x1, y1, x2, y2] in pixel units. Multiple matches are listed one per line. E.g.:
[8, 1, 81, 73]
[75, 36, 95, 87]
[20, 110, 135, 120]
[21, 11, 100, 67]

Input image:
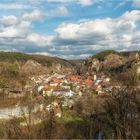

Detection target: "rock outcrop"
[82, 51, 140, 74]
[21, 60, 47, 75]
[102, 54, 126, 71]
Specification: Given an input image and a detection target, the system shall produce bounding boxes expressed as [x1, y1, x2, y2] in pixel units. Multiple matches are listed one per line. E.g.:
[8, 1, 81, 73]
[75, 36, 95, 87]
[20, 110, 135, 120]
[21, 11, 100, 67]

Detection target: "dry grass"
[0, 94, 31, 109]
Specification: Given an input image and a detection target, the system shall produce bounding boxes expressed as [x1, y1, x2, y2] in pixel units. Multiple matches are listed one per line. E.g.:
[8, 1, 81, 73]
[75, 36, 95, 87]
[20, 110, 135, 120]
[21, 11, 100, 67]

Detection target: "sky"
[0, 0, 140, 59]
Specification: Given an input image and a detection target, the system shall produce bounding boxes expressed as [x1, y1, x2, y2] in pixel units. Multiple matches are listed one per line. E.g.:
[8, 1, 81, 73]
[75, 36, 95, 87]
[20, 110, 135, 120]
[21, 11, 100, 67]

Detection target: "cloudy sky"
[0, 0, 140, 59]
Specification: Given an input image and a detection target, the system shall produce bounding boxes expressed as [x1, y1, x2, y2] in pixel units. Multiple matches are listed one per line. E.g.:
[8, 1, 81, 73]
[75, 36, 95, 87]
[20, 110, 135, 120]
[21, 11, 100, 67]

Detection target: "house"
[50, 77, 62, 84]
[42, 85, 74, 98]
[104, 78, 110, 82]
[61, 84, 70, 90]
[54, 107, 62, 118]
[67, 75, 82, 84]
[95, 79, 102, 85]
[94, 75, 97, 81]
[84, 79, 93, 87]
[37, 86, 44, 93]
[42, 86, 62, 97]
[49, 82, 58, 86]
[53, 89, 74, 97]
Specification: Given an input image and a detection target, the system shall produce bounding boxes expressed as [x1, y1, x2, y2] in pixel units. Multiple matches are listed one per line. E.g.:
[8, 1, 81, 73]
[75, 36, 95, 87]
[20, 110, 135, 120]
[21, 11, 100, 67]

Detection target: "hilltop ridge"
[81, 50, 140, 76]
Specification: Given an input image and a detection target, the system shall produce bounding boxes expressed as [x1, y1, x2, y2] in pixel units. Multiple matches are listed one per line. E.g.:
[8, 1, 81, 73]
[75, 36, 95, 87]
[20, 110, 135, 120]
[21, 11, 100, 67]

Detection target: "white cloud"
[1, 16, 19, 26]
[27, 33, 54, 46]
[79, 0, 93, 6]
[22, 10, 44, 22]
[56, 6, 69, 16]
[116, 0, 130, 9]
[0, 10, 140, 59]
[55, 18, 113, 41]
[0, 27, 20, 38]
[0, 21, 31, 38]
[0, 10, 42, 38]
[132, 0, 140, 8]
[0, 27, 25, 38]
[56, 10, 140, 40]
[47, 0, 75, 3]
[0, 3, 33, 10]
[47, 0, 94, 6]
[45, 6, 69, 17]
[53, 10, 140, 57]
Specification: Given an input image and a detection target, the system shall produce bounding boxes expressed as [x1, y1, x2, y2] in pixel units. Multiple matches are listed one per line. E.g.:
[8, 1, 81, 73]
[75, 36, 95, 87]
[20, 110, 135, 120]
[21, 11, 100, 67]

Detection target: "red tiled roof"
[50, 77, 62, 83]
[67, 75, 82, 83]
[84, 79, 93, 86]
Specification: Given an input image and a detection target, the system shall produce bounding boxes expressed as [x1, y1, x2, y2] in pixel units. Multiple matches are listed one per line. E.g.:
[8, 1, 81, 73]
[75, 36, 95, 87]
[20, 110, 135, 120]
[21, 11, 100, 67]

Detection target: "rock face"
[130, 53, 140, 75]
[133, 61, 140, 75]
[21, 60, 47, 75]
[21, 60, 76, 75]
[129, 52, 140, 61]
[91, 59, 100, 72]
[137, 66, 140, 74]
[82, 53, 126, 73]
[82, 51, 140, 75]
[102, 54, 126, 71]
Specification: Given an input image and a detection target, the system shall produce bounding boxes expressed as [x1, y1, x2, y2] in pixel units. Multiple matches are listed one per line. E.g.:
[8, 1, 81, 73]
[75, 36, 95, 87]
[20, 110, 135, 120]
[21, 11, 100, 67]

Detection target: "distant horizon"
[0, 49, 140, 60]
[0, 0, 140, 59]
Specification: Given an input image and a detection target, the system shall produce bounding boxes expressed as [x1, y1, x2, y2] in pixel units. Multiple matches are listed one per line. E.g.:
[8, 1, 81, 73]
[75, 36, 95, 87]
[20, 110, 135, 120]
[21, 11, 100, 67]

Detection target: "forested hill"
[0, 52, 76, 68]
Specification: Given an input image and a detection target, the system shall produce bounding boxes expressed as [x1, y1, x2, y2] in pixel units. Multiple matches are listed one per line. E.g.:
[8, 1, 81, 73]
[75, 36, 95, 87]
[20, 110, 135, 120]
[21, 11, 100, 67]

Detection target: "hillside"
[0, 51, 140, 74]
[0, 52, 78, 89]
[92, 50, 140, 60]
[0, 52, 76, 68]
[0, 52, 83, 75]
[81, 50, 140, 76]
[92, 50, 120, 61]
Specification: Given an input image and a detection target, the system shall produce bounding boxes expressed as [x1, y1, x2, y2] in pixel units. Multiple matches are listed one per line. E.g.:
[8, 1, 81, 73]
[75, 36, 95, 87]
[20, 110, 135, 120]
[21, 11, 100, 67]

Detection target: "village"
[26, 72, 112, 118]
